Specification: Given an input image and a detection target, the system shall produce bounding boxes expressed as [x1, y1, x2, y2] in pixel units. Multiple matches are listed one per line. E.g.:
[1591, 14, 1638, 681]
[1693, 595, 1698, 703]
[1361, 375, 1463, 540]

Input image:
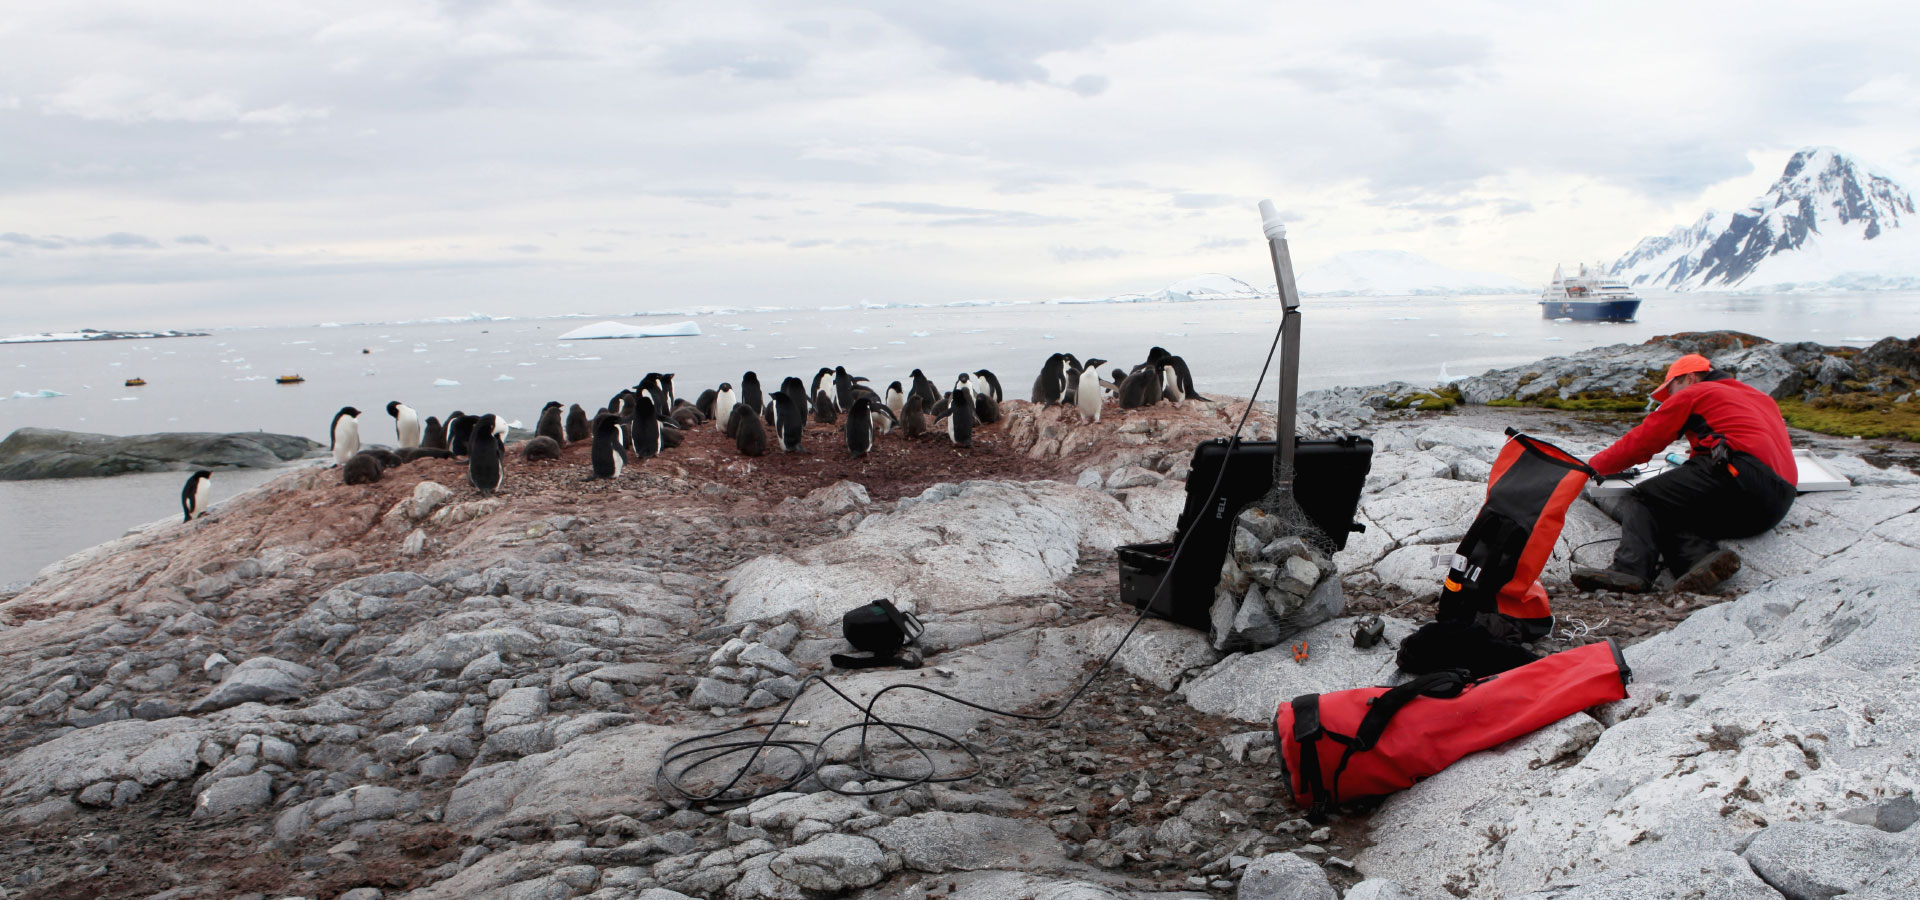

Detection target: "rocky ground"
[0, 385, 1915, 900]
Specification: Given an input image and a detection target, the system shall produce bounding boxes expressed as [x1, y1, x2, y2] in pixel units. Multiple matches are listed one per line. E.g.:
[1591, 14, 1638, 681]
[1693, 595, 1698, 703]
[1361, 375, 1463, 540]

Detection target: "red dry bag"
[1438, 429, 1596, 625]
[1273, 640, 1630, 820]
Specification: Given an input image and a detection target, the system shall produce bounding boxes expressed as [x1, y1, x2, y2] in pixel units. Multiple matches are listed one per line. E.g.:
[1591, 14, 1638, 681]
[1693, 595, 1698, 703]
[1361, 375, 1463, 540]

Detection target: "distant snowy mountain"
[1051, 273, 1265, 305]
[1609, 147, 1920, 291]
[1295, 250, 1530, 296]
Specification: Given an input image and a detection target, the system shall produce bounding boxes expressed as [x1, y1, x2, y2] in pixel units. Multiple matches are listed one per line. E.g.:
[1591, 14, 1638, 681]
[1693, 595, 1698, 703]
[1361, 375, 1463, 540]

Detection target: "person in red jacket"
[1571, 353, 1798, 594]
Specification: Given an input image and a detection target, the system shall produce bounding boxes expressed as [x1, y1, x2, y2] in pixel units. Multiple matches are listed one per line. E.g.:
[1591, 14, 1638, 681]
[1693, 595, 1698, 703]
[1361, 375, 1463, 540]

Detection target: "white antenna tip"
[1258, 200, 1287, 240]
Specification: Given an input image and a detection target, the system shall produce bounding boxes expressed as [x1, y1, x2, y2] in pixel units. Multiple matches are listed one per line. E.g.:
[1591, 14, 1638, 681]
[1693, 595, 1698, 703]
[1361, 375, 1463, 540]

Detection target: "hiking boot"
[1570, 566, 1650, 593]
[1672, 549, 1742, 593]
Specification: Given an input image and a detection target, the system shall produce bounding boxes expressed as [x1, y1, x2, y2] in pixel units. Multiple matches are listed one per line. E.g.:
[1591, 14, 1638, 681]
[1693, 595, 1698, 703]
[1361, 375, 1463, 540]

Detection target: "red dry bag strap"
[1287, 694, 1330, 821]
[1312, 670, 1476, 822]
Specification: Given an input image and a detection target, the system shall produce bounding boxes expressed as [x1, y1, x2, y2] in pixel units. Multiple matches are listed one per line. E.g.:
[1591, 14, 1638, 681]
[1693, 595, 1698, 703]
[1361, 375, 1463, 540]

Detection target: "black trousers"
[1609, 452, 1796, 581]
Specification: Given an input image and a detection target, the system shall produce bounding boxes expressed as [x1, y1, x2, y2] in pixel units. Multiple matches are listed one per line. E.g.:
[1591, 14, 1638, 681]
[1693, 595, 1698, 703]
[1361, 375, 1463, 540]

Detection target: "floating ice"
[434, 378, 460, 387]
[9, 389, 65, 399]
[556, 320, 701, 340]
[910, 331, 931, 338]
[495, 375, 514, 381]
[852, 327, 869, 334]
[112, 396, 139, 402]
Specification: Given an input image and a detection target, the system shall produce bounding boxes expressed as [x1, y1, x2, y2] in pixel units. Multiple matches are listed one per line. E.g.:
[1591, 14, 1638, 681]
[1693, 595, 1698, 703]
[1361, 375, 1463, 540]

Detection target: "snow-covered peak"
[1296, 250, 1530, 296]
[1610, 147, 1920, 291]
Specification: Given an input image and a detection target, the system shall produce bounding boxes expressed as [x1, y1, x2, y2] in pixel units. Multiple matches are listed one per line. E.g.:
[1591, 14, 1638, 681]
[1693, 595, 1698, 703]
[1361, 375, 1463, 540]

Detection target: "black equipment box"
[1119, 436, 1374, 630]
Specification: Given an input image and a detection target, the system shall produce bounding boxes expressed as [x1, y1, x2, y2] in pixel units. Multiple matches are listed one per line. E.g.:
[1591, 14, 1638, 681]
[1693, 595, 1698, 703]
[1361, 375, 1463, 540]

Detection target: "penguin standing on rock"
[1148, 347, 1206, 401]
[811, 368, 838, 413]
[1118, 365, 1162, 409]
[845, 394, 895, 458]
[387, 401, 421, 449]
[813, 390, 838, 424]
[422, 416, 448, 451]
[536, 402, 566, 444]
[565, 404, 590, 443]
[1076, 358, 1107, 422]
[590, 414, 626, 479]
[946, 387, 977, 448]
[768, 391, 804, 452]
[713, 383, 737, 434]
[973, 369, 1003, 404]
[1032, 354, 1067, 404]
[632, 396, 664, 459]
[885, 381, 906, 421]
[468, 414, 505, 495]
[909, 369, 940, 410]
[733, 403, 768, 456]
[779, 376, 811, 420]
[330, 407, 362, 466]
[446, 413, 476, 458]
[181, 470, 211, 522]
[741, 372, 764, 415]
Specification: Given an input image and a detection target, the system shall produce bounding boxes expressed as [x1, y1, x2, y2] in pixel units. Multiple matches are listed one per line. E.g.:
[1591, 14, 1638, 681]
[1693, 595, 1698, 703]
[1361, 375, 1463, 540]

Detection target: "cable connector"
[787, 719, 811, 727]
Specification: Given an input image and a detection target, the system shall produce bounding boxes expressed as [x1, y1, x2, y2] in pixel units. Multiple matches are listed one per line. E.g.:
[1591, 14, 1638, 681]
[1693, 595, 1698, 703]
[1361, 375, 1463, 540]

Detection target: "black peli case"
[1120, 436, 1373, 630]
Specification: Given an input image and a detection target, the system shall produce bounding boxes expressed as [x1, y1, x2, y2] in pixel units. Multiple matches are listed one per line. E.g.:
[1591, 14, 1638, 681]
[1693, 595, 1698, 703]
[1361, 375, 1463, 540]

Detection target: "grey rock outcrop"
[0, 427, 321, 480]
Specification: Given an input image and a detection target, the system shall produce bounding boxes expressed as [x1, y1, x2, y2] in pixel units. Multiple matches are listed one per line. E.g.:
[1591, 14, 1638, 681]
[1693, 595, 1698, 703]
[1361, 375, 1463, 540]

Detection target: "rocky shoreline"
[0, 381, 1915, 899]
[0, 427, 323, 480]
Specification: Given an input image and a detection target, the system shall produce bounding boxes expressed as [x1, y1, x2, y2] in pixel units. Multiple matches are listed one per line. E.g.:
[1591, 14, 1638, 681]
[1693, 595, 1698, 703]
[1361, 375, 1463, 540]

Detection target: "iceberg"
[9, 389, 66, 399]
[434, 378, 460, 387]
[555, 320, 702, 341]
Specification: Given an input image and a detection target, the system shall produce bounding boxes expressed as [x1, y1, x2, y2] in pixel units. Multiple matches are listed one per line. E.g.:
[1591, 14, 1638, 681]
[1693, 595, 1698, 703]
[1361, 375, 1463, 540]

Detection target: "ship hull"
[1539, 299, 1640, 322]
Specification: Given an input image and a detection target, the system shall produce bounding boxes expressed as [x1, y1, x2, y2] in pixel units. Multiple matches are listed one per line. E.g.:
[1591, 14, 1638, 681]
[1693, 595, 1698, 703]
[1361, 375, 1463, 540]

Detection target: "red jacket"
[1589, 377, 1797, 482]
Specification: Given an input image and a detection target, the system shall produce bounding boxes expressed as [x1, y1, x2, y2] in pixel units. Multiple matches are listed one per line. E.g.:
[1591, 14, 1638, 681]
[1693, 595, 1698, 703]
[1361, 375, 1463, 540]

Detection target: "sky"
[3, 0, 1919, 331]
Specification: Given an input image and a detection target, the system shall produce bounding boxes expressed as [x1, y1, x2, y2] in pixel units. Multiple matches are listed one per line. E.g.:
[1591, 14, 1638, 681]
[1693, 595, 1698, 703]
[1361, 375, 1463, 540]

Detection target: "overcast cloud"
[2, 0, 1917, 329]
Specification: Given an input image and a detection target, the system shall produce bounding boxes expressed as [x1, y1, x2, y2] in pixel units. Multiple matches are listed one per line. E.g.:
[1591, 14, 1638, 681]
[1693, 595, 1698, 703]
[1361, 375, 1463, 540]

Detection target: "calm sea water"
[4, 290, 1917, 584]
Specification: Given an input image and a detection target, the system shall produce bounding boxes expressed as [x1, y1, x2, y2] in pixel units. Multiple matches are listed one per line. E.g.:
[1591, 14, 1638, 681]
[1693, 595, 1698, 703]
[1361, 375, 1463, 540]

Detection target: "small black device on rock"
[831, 599, 924, 670]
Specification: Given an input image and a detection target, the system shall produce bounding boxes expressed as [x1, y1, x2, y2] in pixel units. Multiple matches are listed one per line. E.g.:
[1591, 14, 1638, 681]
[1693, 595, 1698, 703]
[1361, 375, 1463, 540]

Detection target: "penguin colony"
[309, 348, 1201, 496]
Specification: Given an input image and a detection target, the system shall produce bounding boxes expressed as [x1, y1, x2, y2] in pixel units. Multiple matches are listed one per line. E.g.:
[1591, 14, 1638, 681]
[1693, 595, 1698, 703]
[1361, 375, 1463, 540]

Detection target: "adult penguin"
[1147, 347, 1207, 401]
[1076, 358, 1108, 422]
[695, 388, 719, 421]
[768, 391, 804, 452]
[733, 403, 768, 457]
[330, 406, 362, 466]
[909, 369, 940, 410]
[779, 376, 810, 418]
[180, 470, 211, 522]
[946, 385, 977, 449]
[845, 394, 895, 459]
[1060, 355, 1084, 406]
[740, 371, 764, 415]
[974, 369, 1004, 404]
[813, 390, 838, 424]
[447, 414, 478, 458]
[638, 373, 670, 412]
[834, 366, 868, 411]
[885, 381, 906, 421]
[565, 403, 590, 443]
[1031, 354, 1066, 404]
[713, 383, 737, 434]
[1118, 365, 1163, 409]
[902, 395, 930, 438]
[811, 368, 838, 413]
[632, 395, 663, 459]
[467, 414, 506, 496]
[590, 413, 626, 480]
[536, 401, 566, 444]
[387, 401, 422, 449]
[421, 415, 448, 451]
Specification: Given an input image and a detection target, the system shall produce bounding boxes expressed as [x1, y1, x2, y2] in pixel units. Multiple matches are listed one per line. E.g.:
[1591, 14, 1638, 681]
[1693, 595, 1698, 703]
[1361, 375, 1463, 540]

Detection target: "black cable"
[654, 317, 1289, 807]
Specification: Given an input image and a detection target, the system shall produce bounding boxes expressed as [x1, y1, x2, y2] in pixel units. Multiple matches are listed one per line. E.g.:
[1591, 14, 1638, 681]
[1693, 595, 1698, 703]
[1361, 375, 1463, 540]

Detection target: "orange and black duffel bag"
[1274, 639, 1630, 821]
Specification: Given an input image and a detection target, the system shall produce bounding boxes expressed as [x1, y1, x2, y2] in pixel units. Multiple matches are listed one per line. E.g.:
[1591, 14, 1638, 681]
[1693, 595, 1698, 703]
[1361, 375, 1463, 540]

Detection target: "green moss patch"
[1780, 396, 1920, 441]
